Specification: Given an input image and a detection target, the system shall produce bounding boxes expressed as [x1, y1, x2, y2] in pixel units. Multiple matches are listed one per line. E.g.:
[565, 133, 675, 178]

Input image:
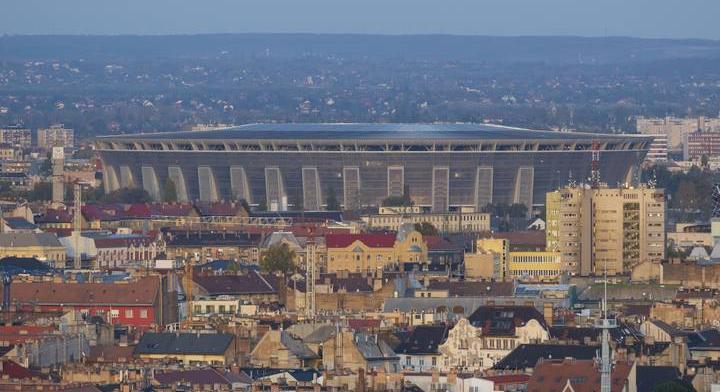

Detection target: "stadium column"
[197, 166, 219, 202]
[103, 165, 120, 194]
[475, 167, 494, 210]
[343, 167, 361, 210]
[141, 166, 161, 201]
[119, 165, 135, 188]
[265, 167, 286, 211]
[431, 166, 450, 212]
[387, 166, 404, 198]
[513, 166, 535, 215]
[168, 166, 189, 202]
[302, 167, 321, 211]
[230, 166, 251, 203]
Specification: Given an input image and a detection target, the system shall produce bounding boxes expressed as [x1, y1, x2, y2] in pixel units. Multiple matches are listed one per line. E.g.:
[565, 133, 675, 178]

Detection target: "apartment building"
[546, 185, 665, 276]
[37, 124, 74, 149]
[0, 126, 31, 148]
[637, 116, 720, 150]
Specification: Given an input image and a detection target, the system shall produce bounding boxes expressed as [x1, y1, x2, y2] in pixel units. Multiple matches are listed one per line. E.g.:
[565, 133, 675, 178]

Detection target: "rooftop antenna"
[597, 256, 616, 392]
[567, 170, 577, 188]
[591, 140, 601, 189]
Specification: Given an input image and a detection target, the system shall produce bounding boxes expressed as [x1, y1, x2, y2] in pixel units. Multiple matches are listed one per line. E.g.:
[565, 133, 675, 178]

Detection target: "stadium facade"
[93, 123, 653, 211]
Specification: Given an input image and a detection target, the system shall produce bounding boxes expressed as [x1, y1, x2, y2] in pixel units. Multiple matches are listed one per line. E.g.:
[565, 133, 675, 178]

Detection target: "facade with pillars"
[94, 123, 652, 211]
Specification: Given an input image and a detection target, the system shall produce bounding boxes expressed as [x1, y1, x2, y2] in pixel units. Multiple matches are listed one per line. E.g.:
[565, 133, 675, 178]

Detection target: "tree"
[382, 184, 414, 207]
[237, 199, 250, 214]
[259, 243, 296, 274]
[414, 222, 439, 236]
[102, 187, 152, 203]
[652, 381, 694, 392]
[676, 180, 698, 211]
[325, 187, 340, 211]
[162, 178, 177, 202]
[702, 154, 709, 168]
[508, 203, 528, 218]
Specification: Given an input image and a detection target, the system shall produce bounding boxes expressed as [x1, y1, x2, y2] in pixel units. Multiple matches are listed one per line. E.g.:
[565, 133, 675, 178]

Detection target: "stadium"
[93, 123, 653, 211]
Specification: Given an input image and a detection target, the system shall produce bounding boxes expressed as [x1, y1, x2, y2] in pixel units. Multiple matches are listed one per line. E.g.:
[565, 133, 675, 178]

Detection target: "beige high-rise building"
[37, 124, 74, 149]
[0, 125, 31, 148]
[636, 116, 720, 150]
[546, 185, 665, 276]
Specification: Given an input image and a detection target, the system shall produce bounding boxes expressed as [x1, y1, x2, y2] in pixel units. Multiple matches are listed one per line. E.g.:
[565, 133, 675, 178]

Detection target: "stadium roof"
[98, 123, 646, 142]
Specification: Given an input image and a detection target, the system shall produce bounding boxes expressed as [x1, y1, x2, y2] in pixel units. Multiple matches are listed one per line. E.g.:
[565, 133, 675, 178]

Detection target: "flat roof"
[98, 123, 647, 142]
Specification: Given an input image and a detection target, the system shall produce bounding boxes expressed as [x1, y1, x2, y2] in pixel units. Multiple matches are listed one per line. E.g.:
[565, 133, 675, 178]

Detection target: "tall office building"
[37, 124, 74, 149]
[637, 116, 720, 150]
[683, 132, 720, 161]
[546, 186, 665, 276]
[0, 125, 31, 148]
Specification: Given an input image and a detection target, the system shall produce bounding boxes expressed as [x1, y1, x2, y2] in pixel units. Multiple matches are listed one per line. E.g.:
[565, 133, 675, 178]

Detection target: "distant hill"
[1, 34, 720, 64]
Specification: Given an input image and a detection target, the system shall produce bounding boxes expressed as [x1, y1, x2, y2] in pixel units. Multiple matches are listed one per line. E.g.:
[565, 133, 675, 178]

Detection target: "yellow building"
[546, 185, 665, 276]
[325, 227, 428, 272]
[507, 251, 562, 281]
[464, 251, 497, 279]
[0, 232, 66, 267]
[475, 238, 510, 279]
[364, 206, 491, 233]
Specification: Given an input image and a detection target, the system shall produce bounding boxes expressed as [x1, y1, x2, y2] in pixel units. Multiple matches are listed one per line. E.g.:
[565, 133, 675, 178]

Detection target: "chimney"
[543, 302, 553, 327]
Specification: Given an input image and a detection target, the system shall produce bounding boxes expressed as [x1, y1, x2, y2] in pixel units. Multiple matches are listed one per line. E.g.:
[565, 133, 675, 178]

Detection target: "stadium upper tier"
[95, 123, 652, 152]
[94, 123, 653, 211]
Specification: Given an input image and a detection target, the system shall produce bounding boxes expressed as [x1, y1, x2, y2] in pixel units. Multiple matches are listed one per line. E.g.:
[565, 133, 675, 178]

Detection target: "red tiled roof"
[527, 359, 633, 392]
[0, 359, 37, 380]
[347, 318, 382, 330]
[424, 235, 462, 251]
[87, 344, 136, 363]
[325, 233, 396, 248]
[7, 276, 160, 306]
[81, 204, 127, 221]
[0, 325, 57, 344]
[94, 236, 154, 248]
[483, 374, 530, 384]
[36, 208, 73, 224]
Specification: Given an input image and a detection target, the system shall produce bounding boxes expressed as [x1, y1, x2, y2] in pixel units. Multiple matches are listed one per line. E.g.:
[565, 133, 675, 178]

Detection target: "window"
[432, 356, 437, 366]
[140, 309, 148, 319]
[110, 309, 119, 318]
[206, 305, 215, 313]
[406, 356, 411, 366]
[125, 309, 133, 318]
[219, 305, 226, 313]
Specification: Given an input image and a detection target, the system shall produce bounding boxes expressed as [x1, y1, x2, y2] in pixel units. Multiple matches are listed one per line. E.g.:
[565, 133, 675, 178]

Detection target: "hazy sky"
[2, 0, 719, 39]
